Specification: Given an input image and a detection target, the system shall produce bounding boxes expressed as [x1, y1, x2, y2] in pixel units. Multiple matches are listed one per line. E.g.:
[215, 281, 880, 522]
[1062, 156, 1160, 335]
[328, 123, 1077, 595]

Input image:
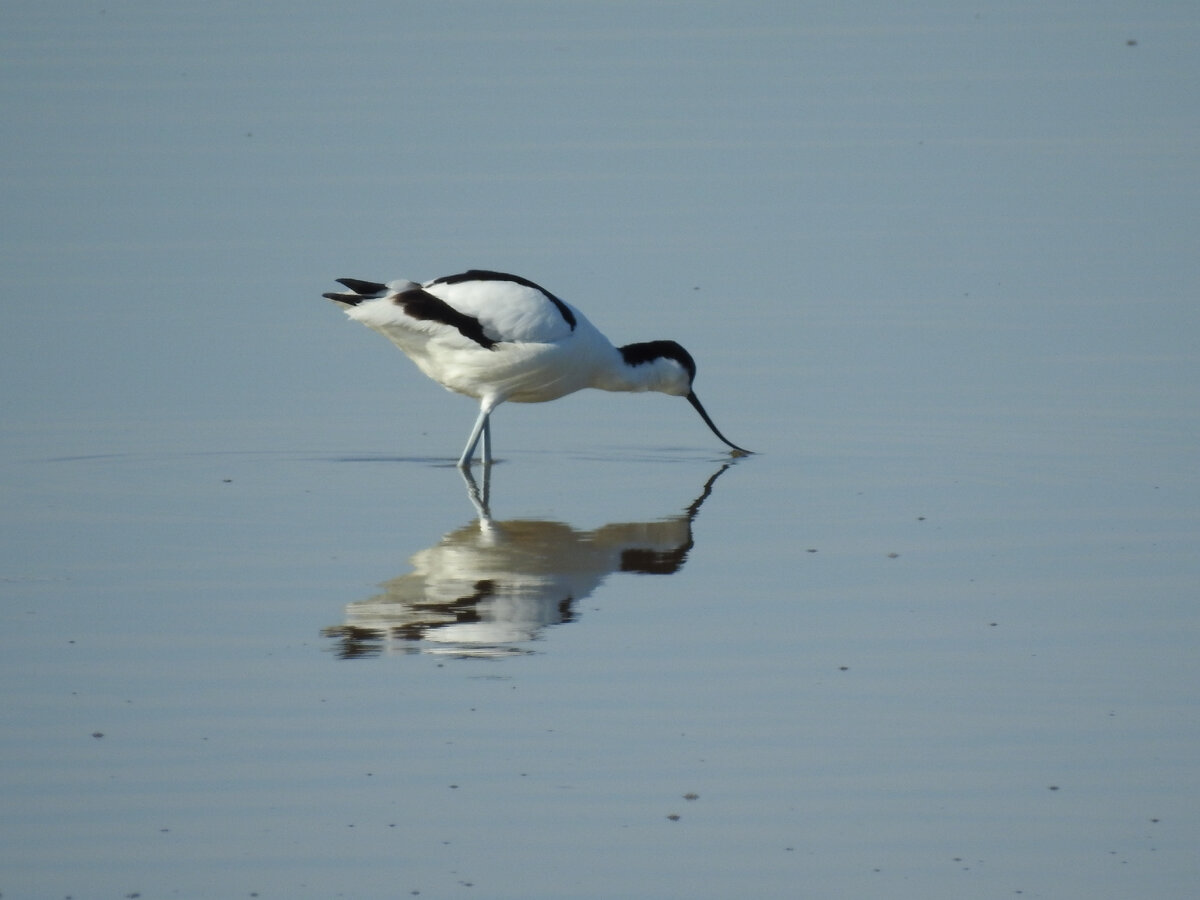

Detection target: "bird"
[322, 269, 750, 467]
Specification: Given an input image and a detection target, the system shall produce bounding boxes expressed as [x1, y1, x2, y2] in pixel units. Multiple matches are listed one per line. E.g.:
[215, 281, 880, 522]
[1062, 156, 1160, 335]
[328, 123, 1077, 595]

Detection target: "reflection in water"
[323, 464, 734, 659]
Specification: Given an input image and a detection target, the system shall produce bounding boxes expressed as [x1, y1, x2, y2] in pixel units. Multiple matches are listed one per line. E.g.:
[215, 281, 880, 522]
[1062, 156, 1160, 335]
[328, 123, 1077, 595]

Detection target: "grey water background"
[3, 1, 1199, 897]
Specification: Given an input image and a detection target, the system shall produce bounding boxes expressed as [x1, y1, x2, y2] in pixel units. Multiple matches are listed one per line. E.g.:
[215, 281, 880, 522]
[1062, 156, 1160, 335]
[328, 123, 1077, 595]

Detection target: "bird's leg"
[458, 404, 492, 468]
[481, 417, 493, 466]
[459, 467, 492, 521]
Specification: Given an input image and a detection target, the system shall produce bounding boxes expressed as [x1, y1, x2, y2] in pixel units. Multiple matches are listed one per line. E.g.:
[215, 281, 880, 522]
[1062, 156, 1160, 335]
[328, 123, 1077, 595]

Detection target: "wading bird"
[323, 270, 750, 466]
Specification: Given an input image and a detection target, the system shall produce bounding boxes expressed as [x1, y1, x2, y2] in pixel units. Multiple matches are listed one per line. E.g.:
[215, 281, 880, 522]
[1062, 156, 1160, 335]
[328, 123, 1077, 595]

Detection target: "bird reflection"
[322, 463, 734, 659]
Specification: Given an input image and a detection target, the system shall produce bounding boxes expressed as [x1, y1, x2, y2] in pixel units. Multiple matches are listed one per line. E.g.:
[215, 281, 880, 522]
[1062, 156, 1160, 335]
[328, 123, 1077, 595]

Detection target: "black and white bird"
[323, 270, 750, 467]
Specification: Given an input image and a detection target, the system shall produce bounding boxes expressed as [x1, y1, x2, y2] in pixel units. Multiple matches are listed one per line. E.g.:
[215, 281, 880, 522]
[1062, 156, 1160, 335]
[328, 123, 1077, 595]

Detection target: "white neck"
[594, 350, 690, 396]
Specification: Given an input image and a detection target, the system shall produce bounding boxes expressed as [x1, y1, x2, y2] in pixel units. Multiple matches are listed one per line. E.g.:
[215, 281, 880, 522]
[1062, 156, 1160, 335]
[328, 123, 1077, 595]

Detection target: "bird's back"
[326, 271, 579, 349]
[422, 272, 577, 346]
[325, 271, 615, 403]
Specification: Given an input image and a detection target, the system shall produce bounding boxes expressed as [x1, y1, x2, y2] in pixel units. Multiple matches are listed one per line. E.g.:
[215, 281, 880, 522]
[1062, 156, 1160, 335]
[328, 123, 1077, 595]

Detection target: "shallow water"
[3, 2, 1199, 898]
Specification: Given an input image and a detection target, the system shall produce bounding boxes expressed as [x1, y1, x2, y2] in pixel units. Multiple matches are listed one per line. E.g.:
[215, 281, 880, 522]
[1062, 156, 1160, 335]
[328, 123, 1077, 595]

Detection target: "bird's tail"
[322, 277, 407, 307]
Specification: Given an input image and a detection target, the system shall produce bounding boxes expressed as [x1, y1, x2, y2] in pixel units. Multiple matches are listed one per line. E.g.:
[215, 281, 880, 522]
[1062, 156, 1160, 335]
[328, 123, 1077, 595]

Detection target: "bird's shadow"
[328, 455, 472, 467]
[321, 459, 742, 659]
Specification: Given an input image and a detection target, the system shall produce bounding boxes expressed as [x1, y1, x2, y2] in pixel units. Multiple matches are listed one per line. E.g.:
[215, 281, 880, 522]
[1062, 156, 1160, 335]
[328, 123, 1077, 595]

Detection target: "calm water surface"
[3, 2, 1199, 898]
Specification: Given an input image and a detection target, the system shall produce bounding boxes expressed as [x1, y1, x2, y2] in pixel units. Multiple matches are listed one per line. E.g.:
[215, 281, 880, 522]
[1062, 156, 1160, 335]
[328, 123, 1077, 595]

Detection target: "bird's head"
[619, 340, 696, 397]
[619, 341, 751, 455]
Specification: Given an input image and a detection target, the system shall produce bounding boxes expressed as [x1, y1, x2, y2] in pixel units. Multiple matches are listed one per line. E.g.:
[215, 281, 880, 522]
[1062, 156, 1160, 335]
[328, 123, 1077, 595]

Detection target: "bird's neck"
[593, 345, 688, 396]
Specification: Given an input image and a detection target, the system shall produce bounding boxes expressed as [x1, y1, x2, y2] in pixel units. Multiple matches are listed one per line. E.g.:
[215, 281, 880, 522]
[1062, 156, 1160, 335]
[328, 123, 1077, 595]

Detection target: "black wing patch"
[429, 270, 577, 331]
[395, 287, 496, 349]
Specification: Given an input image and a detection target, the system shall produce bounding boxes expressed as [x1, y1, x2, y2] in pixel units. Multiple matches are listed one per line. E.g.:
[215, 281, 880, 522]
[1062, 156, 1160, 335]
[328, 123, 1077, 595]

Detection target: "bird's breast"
[377, 333, 603, 404]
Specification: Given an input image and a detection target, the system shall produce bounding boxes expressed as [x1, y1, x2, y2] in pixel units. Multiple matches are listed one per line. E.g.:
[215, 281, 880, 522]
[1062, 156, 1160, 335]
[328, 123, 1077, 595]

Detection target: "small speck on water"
[666, 813, 681, 821]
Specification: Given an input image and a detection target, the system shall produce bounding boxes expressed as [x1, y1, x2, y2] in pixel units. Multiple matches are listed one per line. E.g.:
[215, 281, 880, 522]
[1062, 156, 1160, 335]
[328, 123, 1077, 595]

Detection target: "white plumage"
[323, 270, 749, 466]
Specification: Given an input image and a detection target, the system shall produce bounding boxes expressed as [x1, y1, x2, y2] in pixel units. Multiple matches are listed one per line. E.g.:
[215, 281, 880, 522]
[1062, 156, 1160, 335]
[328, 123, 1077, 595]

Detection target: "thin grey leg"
[458, 406, 491, 468]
